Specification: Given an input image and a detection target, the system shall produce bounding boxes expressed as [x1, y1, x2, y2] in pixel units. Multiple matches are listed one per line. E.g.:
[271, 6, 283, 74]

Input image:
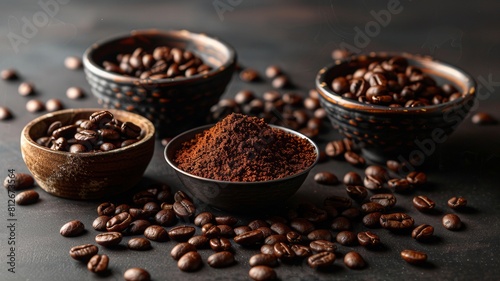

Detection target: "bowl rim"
[316, 51, 477, 114]
[164, 124, 320, 185]
[21, 108, 155, 157]
[82, 29, 237, 86]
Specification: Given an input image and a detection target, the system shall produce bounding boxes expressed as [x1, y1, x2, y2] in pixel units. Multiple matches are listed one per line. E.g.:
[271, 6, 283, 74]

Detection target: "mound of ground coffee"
[174, 113, 317, 182]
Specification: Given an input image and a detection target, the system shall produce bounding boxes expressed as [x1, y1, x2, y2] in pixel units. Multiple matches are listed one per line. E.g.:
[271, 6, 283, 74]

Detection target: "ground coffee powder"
[174, 113, 317, 182]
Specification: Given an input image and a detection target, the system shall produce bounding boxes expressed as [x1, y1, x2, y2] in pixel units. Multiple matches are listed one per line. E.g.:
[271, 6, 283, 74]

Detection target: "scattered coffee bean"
[207, 251, 235, 268]
[15, 190, 39, 205]
[128, 237, 151, 251]
[234, 229, 264, 246]
[3, 173, 34, 190]
[155, 209, 176, 226]
[45, 98, 63, 112]
[215, 216, 238, 226]
[336, 231, 357, 246]
[331, 216, 352, 230]
[265, 65, 281, 79]
[357, 231, 380, 247]
[344, 251, 366, 269]
[173, 199, 196, 219]
[363, 175, 384, 190]
[344, 151, 365, 167]
[106, 212, 132, 232]
[97, 202, 115, 216]
[365, 165, 389, 180]
[1, 68, 18, 80]
[273, 242, 296, 260]
[249, 254, 278, 267]
[66, 87, 85, 99]
[325, 140, 345, 158]
[309, 240, 336, 253]
[124, 220, 151, 236]
[69, 244, 98, 261]
[413, 195, 435, 212]
[387, 178, 412, 192]
[370, 193, 397, 208]
[144, 225, 169, 242]
[60, 220, 85, 237]
[260, 244, 275, 256]
[314, 171, 338, 185]
[308, 252, 336, 268]
[168, 225, 195, 242]
[343, 172, 363, 186]
[0, 106, 13, 120]
[289, 218, 315, 234]
[210, 237, 232, 252]
[412, 224, 434, 241]
[171, 242, 197, 260]
[386, 160, 402, 173]
[18, 82, 34, 96]
[307, 229, 332, 241]
[265, 234, 287, 245]
[361, 202, 385, 214]
[124, 267, 150, 281]
[26, 99, 44, 113]
[331, 49, 351, 60]
[380, 213, 414, 230]
[188, 235, 209, 249]
[442, 214, 462, 230]
[87, 254, 109, 274]
[345, 185, 367, 201]
[65, 56, 82, 70]
[240, 68, 260, 82]
[448, 196, 467, 210]
[178, 251, 202, 272]
[406, 172, 427, 186]
[272, 75, 288, 89]
[92, 216, 110, 231]
[249, 265, 277, 281]
[471, 112, 497, 125]
[401, 249, 427, 264]
[217, 224, 235, 237]
[362, 212, 382, 228]
[95, 232, 122, 247]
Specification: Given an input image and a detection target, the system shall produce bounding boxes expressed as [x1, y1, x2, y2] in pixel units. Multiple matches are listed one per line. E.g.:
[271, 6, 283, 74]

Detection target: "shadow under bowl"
[164, 124, 319, 212]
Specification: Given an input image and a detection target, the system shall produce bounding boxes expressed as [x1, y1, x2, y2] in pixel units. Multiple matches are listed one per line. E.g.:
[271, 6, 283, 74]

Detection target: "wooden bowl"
[20, 108, 155, 200]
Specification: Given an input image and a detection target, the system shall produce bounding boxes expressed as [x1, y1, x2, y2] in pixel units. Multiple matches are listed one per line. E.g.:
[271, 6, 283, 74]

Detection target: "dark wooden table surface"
[1, 1, 500, 280]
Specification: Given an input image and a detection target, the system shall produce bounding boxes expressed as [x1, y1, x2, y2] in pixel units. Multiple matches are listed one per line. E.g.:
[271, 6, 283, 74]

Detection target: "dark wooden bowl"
[83, 29, 237, 138]
[20, 108, 155, 200]
[164, 125, 319, 212]
[316, 52, 476, 163]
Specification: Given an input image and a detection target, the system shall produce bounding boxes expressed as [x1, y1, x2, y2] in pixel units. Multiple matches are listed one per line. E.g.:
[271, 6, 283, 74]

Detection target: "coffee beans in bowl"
[20, 108, 155, 199]
[165, 113, 319, 211]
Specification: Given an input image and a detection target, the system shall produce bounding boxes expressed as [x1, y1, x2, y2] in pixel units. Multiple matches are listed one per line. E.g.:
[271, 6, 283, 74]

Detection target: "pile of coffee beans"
[330, 56, 464, 107]
[101, 46, 212, 79]
[35, 110, 144, 152]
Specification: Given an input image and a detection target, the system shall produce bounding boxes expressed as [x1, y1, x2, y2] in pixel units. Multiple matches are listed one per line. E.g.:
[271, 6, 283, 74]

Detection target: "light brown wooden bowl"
[20, 108, 155, 200]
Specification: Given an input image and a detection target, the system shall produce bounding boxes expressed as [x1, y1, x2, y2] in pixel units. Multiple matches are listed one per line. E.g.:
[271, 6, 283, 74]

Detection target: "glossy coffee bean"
[173, 199, 196, 219]
[363, 175, 384, 190]
[290, 244, 312, 258]
[472, 112, 497, 125]
[309, 240, 336, 253]
[344, 151, 365, 167]
[362, 212, 382, 228]
[361, 202, 385, 214]
[308, 252, 335, 268]
[413, 195, 435, 212]
[194, 212, 214, 226]
[343, 172, 363, 186]
[188, 235, 209, 249]
[124, 220, 151, 236]
[215, 216, 238, 226]
[240, 68, 260, 82]
[412, 224, 434, 241]
[357, 231, 380, 247]
[92, 216, 110, 231]
[365, 165, 389, 180]
[3, 173, 34, 190]
[168, 225, 195, 242]
[69, 244, 98, 261]
[289, 218, 315, 234]
[234, 229, 264, 246]
[380, 213, 414, 230]
[1, 68, 18, 80]
[406, 171, 427, 186]
[370, 193, 397, 208]
[448, 196, 467, 209]
[178, 251, 202, 272]
[342, 207, 361, 220]
[210, 237, 232, 252]
[106, 212, 132, 232]
[270, 222, 292, 235]
[314, 172, 338, 185]
[307, 229, 332, 241]
[345, 185, 367, 201]
[97, 202, 115, 216]
[331, 216, 352, 231]
[127, 238, 151, 251]
[344, 251, 366, 269]
[265, 234, 287, 245]
[95, 232, 122, 247]
[60, 220, 85, 237]
[249, 265, 276, 281]
[249, 254, 278, 267]
[87, 254, 109, 274]
[442, 214, 462, 230]
[325, 140, 345, 158]
[15, 190, 39, 205]
[217, 225, 235, 237]
[155, 209, 176, 226]
[273, 242, 295, 260]
[207, 251, 235, 268]
[401, 249, 427, 264]
[387, 178, 412, 192]
[124, 267, 150, 281]
[336, 231, 357, 246]
[144, 225, 169, 242]
[171, 242, 197, 260]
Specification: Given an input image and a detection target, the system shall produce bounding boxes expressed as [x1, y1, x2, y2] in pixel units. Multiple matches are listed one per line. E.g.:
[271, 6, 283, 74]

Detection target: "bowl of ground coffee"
[165, 113, 319, 212]
[316, 52, 476, 163]
[21, 108, 155, 199]
[83, 29, 237, 138]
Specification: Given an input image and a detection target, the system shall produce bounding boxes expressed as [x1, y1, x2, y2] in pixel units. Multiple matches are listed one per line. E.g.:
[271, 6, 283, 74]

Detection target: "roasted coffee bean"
[168, 225, 195, 242]
[331, 216, 352, 230]
[69, 244, 98, 261]
[442, 214, 462, 230]
[273, 242, 295, 260]
[324, 195, 352, 210]
[142, 201, 160, 216]
[210, 237, 232, 252]
[106, 212, 132, 232]
[249, 265, 277, 281]
[325, 140, 345, 158]
[361, 202, 385, 214]
[370, 193, 397, 208]
[144, 225, 169, 242]
[45, 98, 63, 112]
[314, 172, 338, 185]
[248, 219, 268, 230]
[217, 225, 235, 237]
[387, 178, 412, 192]
[357, 231, 380, 247]
[15, 190, 39, 205]
[234, 226, 252, 236]
[155, 209, 176, 226]
[18, 82, 35, 96]
[26, 99, 44, 113]
[69, 144, 87, 153]
[65, 56, 82, 70]
[215, 216, 238, 226]
[342, 207, 361, 220]
[343, 172, 363, 186]
[307, 229, 332, 241]
[124, 267, 150, 281]
[95, 232, 122, 247]
[270, 222, 292, 235]
[188, 235, 209, 249]
[121, 139, 139, 147]
[345, 185, 368, 201]
[87, 254, 109, 274]
[289, 218, 315, 234]
[97, 202, 115, 216]
[308, 252, 335, 268]
[60, 220, 85, 237]
[36, 136, 51, 147]
[448, 196, 467, 209]
[344, 251, 366, 269]
[344, 151, 365, 167]
[336, 231, 357, 246]
[365, 165, 389, 180]
[240, 68, 260, 82]
[171, 242, 197, 260]
[286, 231, 305, 244]
[260, 244, 275, 256]
[401, 249, 427, 264]
[290, 244, 312, 258]
[1, 68, 18, 80]
[52, 124, 78, 139]
[92, 216, 110, 232]
[472, 112, 497, 125]
[413, 195, 435, 212]
[89, 110, 113, 126]
[0, 106, 13, 120]
[124, 220, 151, 236]
[332, 77, 349, 93]
[265, 234, 287, 245]
[380, 213, 414, 230]
[234, 229, 264, 246]
[362, 212, 382, 228]
[203, 224, 221, 238]
[127, 237, 151, 251]
[234, 90, 255, 104]
[309, 240, 336, 253]
[207, 251, 235, 268]
[386, 160, 402, 173]
[173, 199, 196, 219]
[129, 208, 148, 220]
[66, 87, 85, 99]
[272, 75, 289, 89]
[265, 65, 281, 79]
[50, 137, 68, 151]
[412, 224, 434, 241]
[249, 254, 278, 267]
[4, 173, 34, 190]
[406, 171, 427, 186]
[364, 175, 384, 190]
